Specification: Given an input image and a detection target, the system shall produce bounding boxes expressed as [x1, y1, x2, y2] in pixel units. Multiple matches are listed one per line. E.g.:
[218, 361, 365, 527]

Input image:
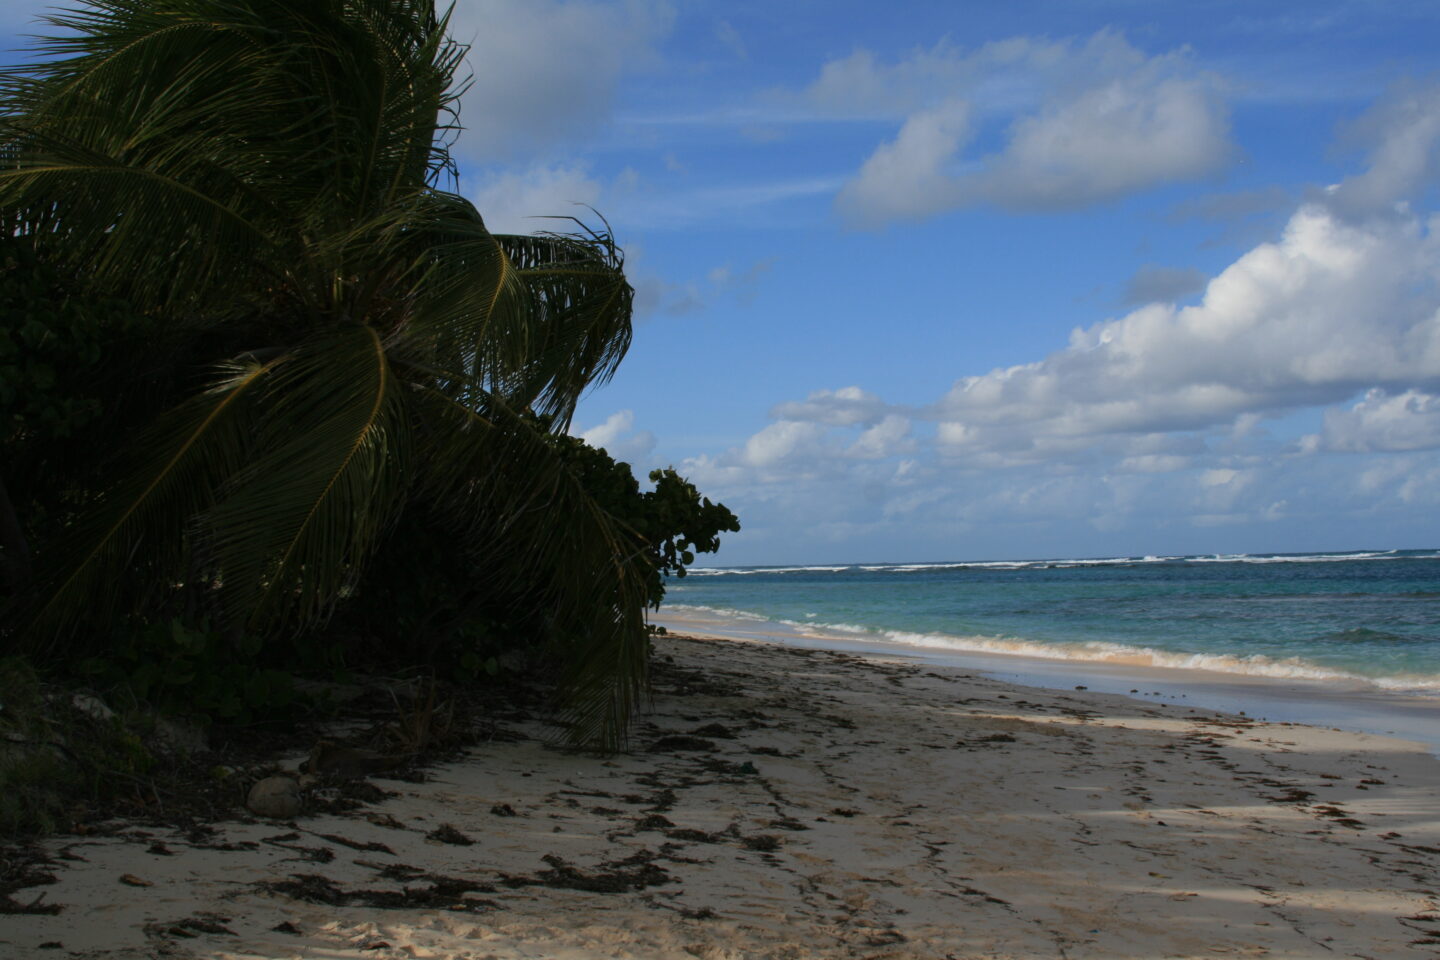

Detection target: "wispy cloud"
[613, 175, 846, 229]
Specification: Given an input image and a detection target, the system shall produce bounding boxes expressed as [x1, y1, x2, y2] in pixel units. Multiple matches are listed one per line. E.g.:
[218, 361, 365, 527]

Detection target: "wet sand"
[656, 608, 1440, 752]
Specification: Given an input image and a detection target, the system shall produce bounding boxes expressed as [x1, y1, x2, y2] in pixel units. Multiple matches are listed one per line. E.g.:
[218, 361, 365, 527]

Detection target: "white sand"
[5, 633, 1438, 959]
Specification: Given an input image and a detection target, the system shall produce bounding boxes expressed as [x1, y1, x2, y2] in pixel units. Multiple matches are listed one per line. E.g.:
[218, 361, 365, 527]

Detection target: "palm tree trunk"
[0, 472, 33, 592]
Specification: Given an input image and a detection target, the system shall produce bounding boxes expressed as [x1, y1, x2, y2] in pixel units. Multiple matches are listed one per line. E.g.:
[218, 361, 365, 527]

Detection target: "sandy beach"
[4, 632, 1438, 959]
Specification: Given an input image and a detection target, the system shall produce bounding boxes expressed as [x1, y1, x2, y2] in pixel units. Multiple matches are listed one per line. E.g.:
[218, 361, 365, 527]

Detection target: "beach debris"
[490, 802, 517, 816]
[261, 833, 335, 863]
[677, 905, 717, 919]
[636, 814, 675, 831]
[310, 832, 394, 854]
[118, 873, 153, 887]
[0, 862, 62, 918]
[644, 788, 678, 812]
[508, 852, 673, 893]
[247, 775, 302, 819]
[258, 871, 498, 911]
[272, 921, 302, 935]
[689, 723, 737, 739]
[302, 740, 408, 779]
[648, 735, 716, 752]
[0, 892, 61, 915]
[426, 823, 473, 845]
[696, 757, 759, 776]
[956, 884, 1010, 905]
[258, 874, 344, 905]
[741, 834, 782, 852]
[1265, 787, 1316, 804]
[1313, 804, 1366, 828]
[153, 915, 234, 938]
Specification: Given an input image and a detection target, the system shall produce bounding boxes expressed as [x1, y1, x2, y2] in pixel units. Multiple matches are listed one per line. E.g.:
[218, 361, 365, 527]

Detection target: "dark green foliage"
[0, 657, 154, 837]
[0, 1, 738, 747]
[0, 238, 159, 591]
[328, 430, 736, 689]
[0, 241, 106, 441]
[544, 428, 740, 608]
[0, 657, 78, 836]
[78, 619, 296, 726]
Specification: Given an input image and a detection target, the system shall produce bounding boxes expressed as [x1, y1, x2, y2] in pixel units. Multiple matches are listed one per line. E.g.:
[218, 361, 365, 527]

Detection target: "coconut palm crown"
[0, 0, 648, 745]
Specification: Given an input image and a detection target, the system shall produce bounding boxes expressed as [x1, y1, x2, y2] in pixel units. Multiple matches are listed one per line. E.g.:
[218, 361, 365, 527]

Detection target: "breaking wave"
[660, 605, 1440, 695]
[686, 549, 1440, 578]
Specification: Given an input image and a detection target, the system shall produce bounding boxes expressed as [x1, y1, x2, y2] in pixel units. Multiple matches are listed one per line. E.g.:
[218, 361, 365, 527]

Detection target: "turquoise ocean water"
[662, 549, 1440, 695]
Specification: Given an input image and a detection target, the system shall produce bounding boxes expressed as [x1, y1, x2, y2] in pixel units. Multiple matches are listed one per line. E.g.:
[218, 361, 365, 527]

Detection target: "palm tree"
[0, 0, 648, 745]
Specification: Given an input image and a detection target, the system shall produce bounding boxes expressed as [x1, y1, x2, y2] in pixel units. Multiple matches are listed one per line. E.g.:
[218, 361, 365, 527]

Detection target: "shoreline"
[5, 632, 1439, 959]
[655, 607, 1440, 753]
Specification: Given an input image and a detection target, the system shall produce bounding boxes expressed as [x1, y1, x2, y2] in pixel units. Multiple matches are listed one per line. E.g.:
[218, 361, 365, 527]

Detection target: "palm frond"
[411, 387, 649, 747]
[498, 225, 634, 425]
[382, 198, 634, 425]
[0, 0, 464, 321]
[204, 324, 412, 634]
[3, 1, 655, 746]
[21, 355, 281, 648]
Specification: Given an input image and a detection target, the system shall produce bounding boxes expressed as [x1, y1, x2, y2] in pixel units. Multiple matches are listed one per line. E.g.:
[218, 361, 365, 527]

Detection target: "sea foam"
[661, 605, 1440, 695]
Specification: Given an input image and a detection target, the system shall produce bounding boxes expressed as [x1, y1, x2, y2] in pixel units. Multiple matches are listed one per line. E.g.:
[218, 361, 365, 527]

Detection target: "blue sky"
[7, 1, 1440, 564]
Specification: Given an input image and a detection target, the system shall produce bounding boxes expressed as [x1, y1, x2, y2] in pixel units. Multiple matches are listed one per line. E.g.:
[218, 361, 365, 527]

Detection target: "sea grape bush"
[543, 427, 740, 608]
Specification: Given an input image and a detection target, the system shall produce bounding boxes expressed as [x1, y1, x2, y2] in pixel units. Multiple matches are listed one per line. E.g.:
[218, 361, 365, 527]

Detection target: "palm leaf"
[204, 324, 411, 633]
[383, 201, 634, 424]
[21, 356, 281, 648]
[4, 1, 652, 746]
[410, 387, 649, 747]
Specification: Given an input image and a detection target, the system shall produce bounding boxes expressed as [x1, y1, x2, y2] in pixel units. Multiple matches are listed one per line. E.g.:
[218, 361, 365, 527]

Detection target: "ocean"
[658, 549, 1440, 702]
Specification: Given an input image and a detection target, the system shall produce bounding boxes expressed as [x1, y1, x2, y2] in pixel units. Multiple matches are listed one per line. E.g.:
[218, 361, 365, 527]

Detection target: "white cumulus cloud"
[1326, 80, 1440, 219]
[826, 31, 1232, 225]
[447, 0, 673, 162]
[848, 415, 914, 460]
[576, 410, 656, 463]
[463, 162, 603, 234]
[1312, 389, 1440, 452]
[836, 100, 972, 223]
[673, 83, 1440, 561]
[742, 421, 829, 468]
[770, 386, 892, 427]
[935, 201, 1440, 445]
